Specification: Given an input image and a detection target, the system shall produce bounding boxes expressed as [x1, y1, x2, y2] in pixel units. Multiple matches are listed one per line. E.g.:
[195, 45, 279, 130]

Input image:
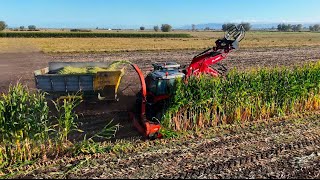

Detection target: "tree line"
[0, 21, 38, 31]
[139, 24, 172, 32]
[276, 23, 320, 32]
[277, 23, 303, 32]
[1, 20, 320, 32]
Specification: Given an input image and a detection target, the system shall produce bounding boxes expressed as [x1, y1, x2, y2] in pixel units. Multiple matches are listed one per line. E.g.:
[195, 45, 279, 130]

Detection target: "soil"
[2, 47, 320, 93]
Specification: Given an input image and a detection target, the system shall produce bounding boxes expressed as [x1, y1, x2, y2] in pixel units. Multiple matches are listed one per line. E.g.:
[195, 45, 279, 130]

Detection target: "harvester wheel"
[149, 132, 159, 140]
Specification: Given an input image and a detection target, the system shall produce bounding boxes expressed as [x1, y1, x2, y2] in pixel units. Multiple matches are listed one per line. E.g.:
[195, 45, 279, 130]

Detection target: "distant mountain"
[178, 23, 222, 30]
[178, 23, 319, 30]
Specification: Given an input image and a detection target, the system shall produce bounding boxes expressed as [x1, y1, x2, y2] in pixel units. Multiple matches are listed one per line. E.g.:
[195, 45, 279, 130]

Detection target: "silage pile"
[58, 60, 132, 75]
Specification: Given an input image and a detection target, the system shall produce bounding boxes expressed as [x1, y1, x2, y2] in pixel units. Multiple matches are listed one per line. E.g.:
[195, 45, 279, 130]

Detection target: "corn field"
[163, 61, 320, 131]
[0, 83, 51, 168]
[0, 83, 119, 171]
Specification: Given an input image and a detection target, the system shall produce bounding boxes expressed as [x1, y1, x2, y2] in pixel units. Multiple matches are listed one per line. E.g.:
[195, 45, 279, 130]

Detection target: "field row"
[0, 32, 320, 53]
[0, 32, 191, 38]
[9, 111, 320, 178]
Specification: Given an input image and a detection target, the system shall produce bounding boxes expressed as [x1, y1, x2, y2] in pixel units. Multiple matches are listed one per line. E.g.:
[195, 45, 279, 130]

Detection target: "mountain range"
[178, 23, 319, 30]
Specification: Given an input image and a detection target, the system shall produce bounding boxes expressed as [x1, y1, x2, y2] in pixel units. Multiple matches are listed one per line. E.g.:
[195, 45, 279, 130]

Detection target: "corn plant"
[163, 61, 320, 131]
[71, 120, 120, 156]
[52, 95, 83, 144]
[0, 83, 50, 168]
[0, 83, 122, 172]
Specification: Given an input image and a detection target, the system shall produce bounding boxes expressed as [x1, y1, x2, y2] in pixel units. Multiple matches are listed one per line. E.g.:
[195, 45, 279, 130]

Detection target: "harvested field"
[8, 112, 320, 178]
[3, 46, 320, 95]
[1, 32, 320, 53]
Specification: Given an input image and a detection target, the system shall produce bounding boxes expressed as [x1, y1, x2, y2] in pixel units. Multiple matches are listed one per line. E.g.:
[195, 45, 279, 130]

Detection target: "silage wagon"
[34, 62, 124, 101]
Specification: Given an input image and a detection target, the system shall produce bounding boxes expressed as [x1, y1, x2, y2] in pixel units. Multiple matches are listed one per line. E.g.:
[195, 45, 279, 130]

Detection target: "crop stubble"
[10, 112, 320, 179]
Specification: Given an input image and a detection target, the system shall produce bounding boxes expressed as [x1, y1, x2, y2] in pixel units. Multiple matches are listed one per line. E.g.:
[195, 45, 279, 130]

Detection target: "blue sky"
[1, 0, 320, 28]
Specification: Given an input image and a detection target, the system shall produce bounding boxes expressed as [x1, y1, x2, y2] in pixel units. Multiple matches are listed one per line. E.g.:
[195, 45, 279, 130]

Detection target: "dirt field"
[2, 46, 320, 93]
[1, 47, 320, 178]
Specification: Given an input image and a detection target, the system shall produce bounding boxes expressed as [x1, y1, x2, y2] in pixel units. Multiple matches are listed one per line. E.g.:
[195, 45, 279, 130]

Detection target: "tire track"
[95, 114, 320, 175]
[6, 113, 320, 178]
[158, 136, 320, 179]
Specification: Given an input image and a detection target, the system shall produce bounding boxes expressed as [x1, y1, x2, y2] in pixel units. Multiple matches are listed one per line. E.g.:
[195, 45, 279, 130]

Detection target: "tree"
[222, 23, 236, 31]
[310, 24, 320, 32]
[277, 24, 282, 31]
[238, 22, 251, 31]
[140, 26, 145, 30]
[0, 21, 7, 31]
[28, 25, 37, 30]
[191, 24, 196, 31]
[277, 23, 292, 32]
[204, 27, 210, 31]
[309, 25, 314, 32]
[153, 25, 159, 32]
[292, 24, 302, 32]
[19, 26, 25, 31]
[161, 24, 172, 32]
[287, 24, 292, 31]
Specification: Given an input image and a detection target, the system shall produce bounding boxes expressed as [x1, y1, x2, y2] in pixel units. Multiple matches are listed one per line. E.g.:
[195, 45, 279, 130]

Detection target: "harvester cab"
[145, 62, 185, 104]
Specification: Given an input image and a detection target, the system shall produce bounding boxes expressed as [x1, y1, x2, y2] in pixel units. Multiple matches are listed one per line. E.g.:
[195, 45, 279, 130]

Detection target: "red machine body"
[129, 64, 162, 139]
[130, 25, 245, 139]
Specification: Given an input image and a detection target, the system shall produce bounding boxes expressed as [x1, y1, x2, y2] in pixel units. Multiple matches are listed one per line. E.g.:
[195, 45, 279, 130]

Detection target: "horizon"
[5, 22, 319, 30]
[1, 0, 320, 29]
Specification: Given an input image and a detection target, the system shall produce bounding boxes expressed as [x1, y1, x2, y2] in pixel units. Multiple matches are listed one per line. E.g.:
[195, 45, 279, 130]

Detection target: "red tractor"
[129, 25, 246, 139]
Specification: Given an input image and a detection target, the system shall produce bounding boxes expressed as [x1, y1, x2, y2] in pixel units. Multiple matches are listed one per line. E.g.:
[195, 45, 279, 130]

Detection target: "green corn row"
[0, 83, 50, 168]
[163, 61, 320, 131]
[0, 83, 83, 169]
[0, 32, 192, 38]
[0, 83, 119, 170]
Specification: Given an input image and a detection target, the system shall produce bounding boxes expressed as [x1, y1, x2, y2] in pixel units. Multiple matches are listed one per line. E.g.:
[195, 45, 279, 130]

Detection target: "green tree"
[238, 22, 251, 31]
[309, 25, 314, 31]
[0, 21, 7, 31]
[153, 25, 159, 32]
[309, 24, 320, 32]
[19, 26, 25, 31]
[292, 24, 302, 32]
[28, 25, 37, 30]
[161, 24, 172, 32]
[191, 24, 196, 31]
[314, 24, 320, 31]
[140, 26, 145, 30]
[277, 23, 292, 32]
[222, 23, 236, 31]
